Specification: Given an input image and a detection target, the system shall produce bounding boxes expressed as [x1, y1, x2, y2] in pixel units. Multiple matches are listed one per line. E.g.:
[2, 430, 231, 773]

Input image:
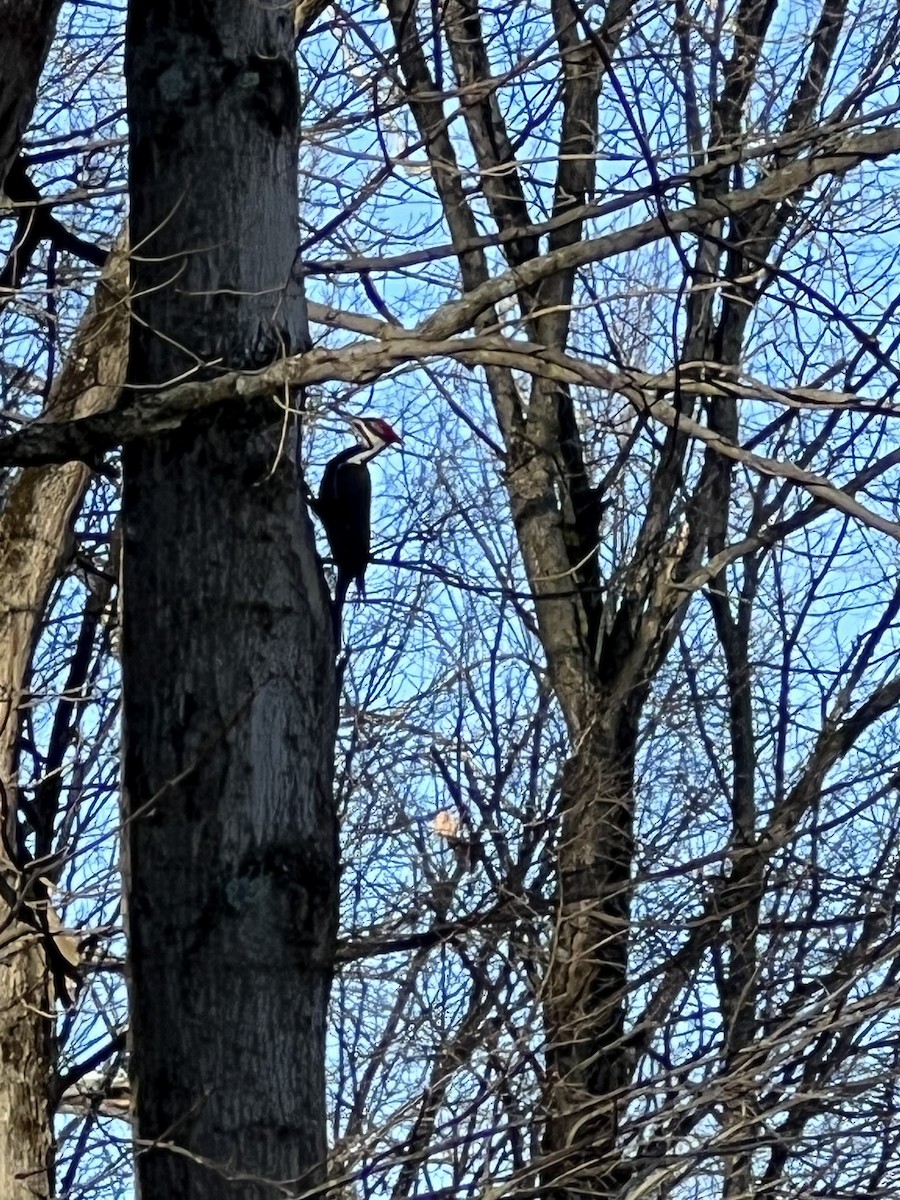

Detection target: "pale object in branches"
[433, 809, 461, 840]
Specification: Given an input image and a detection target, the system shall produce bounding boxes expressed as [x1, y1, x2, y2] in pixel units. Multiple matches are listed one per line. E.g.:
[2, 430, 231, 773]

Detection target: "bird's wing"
[317, 459, 371, 576]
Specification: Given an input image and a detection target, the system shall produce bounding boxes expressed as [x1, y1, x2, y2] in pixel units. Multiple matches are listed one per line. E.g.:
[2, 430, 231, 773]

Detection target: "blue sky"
[6, 0, 900, 1196]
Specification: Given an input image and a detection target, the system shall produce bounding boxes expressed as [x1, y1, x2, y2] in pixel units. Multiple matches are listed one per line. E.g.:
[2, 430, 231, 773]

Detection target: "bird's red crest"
[360, 416, 402, 445]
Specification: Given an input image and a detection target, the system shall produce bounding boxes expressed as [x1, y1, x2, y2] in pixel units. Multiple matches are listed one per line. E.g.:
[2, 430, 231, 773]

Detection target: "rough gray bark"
[122, 3, 337, 1198]
[0, 244, 127, 1200]
[0, 0, 62, 189]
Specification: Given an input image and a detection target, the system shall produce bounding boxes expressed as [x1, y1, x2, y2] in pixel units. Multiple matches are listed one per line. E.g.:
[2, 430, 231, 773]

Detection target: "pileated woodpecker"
[311, 415, 402, 641]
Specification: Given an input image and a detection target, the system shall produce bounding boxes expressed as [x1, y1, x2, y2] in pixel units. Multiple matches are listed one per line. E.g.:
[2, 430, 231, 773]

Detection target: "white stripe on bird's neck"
[344, 431, 390, 466]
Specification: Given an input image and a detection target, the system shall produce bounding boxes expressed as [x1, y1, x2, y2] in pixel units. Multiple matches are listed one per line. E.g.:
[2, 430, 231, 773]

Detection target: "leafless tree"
[3, 1, 900, 1199]
[0, 3, 121, 1195]
[121, 2, 337, 1198]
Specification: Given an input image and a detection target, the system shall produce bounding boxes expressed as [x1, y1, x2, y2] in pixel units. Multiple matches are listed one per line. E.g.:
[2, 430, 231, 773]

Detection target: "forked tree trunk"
[122, 4, 337, 1198]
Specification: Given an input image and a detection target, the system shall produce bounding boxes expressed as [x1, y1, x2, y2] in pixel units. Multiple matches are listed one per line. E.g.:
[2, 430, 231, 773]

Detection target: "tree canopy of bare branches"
[3, 0, 900, 1198]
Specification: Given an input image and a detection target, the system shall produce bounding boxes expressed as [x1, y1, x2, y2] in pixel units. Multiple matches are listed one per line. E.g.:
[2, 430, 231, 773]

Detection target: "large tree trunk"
[0, 245, 128, 1200]
[122, 4, 337, 1199]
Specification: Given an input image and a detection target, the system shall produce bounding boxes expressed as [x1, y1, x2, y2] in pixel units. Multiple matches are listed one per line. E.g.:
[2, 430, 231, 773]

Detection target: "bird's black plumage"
[317, 448, 372, 603]
[311, 416, 402, 643]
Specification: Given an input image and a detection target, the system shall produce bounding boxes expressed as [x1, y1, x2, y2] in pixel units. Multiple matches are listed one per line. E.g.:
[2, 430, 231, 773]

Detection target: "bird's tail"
[331, 571, 366, 646]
